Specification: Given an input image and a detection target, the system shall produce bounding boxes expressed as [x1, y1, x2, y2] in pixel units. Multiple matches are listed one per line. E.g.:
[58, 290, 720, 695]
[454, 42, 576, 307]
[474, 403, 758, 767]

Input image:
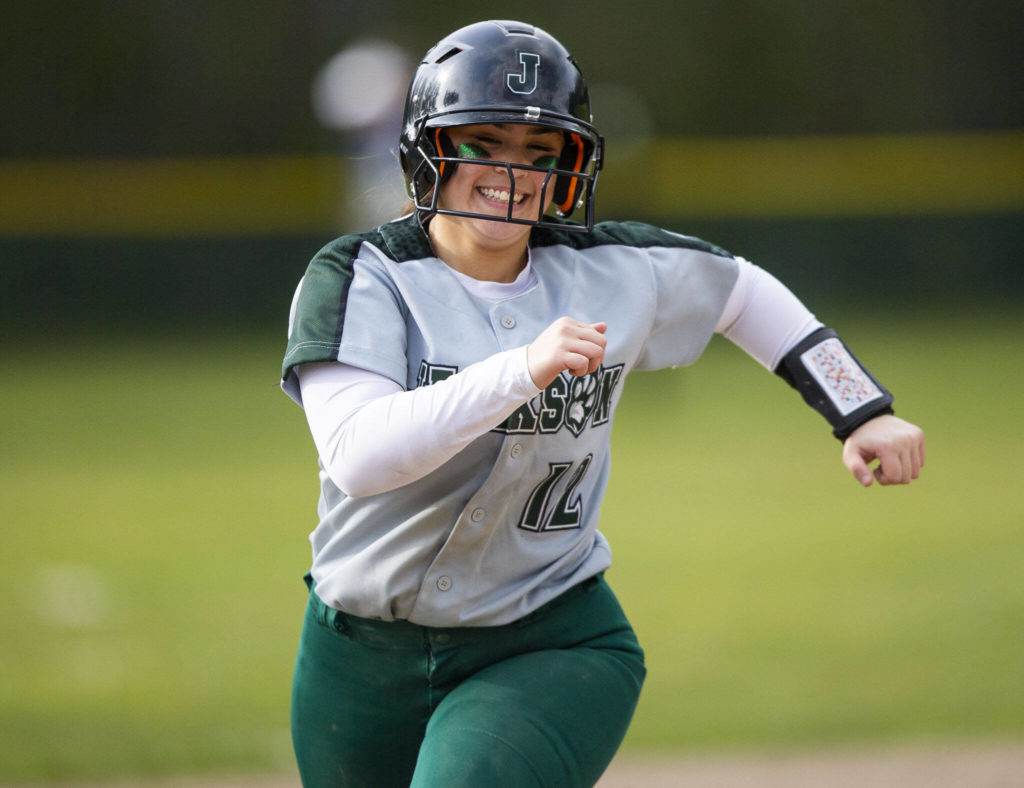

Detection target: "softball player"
[282, 20, 925, 788]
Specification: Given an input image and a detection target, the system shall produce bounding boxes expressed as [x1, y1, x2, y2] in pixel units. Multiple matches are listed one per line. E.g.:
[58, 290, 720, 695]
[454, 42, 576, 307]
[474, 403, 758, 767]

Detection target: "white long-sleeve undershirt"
[297, 257, 821, 498]
[715, 257, 823, 370]
[298, 347, 541, 498]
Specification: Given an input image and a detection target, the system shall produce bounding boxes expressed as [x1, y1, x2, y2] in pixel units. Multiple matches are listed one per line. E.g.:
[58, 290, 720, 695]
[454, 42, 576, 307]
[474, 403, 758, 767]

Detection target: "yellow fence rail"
[1, 131, 1021, 237]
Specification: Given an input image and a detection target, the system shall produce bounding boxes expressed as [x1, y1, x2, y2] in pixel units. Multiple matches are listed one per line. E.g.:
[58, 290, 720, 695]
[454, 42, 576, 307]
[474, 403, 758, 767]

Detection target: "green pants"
[291, 573, 646, 788]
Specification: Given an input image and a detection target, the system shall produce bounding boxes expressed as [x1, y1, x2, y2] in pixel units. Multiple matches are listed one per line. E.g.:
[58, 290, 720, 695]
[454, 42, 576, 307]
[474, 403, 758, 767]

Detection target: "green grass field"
[2, 310, 1022, 782]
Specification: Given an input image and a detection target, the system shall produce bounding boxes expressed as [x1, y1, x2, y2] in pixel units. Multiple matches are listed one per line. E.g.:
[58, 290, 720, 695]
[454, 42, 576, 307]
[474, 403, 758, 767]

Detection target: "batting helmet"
[399, 20, 603, 230]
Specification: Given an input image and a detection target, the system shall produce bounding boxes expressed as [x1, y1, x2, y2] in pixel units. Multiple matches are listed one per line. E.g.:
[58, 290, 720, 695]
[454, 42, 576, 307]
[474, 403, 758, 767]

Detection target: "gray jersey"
[282, 214, 738, 626]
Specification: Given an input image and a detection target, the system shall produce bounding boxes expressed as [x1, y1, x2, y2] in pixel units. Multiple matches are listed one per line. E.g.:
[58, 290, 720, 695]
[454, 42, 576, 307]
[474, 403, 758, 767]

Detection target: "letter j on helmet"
[507, 52, 541, 94]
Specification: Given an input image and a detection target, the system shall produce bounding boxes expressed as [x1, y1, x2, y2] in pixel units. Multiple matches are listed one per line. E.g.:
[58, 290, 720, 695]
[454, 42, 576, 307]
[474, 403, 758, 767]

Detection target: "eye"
[457, 142, 489, 159]
[532, 154, 559, 169]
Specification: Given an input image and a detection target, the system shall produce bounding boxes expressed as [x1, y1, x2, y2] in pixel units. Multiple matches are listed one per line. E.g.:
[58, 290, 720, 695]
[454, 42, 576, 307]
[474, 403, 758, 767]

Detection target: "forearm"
[298, 347, 541, 498]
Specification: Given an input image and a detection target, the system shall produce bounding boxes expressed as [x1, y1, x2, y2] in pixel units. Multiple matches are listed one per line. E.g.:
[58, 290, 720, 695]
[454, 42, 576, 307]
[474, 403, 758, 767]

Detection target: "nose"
[500, 163, 527, 179]
[495, 143, 534, 169]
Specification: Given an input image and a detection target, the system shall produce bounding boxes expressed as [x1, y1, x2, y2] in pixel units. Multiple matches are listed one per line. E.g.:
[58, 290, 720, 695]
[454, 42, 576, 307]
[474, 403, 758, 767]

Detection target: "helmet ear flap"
[433, 128, 458, 184]
[408, 127, 458, 201]
[552, 132, 587, 215]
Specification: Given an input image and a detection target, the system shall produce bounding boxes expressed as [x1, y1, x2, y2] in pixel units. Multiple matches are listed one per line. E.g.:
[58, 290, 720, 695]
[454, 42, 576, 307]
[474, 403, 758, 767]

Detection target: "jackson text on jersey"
[417, 359, 625, 438]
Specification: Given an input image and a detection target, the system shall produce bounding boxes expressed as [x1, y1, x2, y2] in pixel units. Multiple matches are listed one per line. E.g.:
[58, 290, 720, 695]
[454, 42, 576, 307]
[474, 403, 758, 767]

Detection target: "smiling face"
[434, 123, 565, 244]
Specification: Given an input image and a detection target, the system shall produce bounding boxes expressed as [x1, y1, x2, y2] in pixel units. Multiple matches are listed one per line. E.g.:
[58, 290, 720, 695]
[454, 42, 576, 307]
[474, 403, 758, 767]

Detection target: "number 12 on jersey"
[519, 454, 593, 532]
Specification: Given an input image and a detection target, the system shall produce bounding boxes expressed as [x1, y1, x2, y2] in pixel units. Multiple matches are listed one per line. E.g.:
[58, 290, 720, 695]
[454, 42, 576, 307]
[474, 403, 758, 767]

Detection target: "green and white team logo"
[495, 363, 623, 437]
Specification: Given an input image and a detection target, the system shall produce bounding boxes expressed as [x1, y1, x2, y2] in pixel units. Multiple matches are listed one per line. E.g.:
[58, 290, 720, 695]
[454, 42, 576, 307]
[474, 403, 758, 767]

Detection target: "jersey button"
[436, 576, 453, 592]
[510, 443, 523, 459]
[470, 507, 486, 523]
[500, 315, 516, 329]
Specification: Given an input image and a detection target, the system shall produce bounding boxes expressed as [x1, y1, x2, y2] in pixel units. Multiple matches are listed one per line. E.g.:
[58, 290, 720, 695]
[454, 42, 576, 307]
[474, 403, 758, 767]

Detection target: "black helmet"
[399, 20, 603, 231]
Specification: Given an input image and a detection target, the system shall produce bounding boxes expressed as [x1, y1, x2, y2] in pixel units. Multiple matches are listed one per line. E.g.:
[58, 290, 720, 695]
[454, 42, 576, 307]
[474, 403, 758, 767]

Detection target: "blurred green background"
[2, 0, 1022, 783]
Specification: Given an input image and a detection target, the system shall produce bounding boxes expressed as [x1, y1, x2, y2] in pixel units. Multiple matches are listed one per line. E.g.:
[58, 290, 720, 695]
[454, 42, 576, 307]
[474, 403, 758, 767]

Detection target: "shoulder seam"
[530, 220, 734, 258]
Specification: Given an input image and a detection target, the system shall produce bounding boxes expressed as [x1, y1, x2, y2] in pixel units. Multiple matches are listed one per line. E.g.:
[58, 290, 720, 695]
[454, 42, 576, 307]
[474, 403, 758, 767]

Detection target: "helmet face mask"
[399, 20, 604, 231]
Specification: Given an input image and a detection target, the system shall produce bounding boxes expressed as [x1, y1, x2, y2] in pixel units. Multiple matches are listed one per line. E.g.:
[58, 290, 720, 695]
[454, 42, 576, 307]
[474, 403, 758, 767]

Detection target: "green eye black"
[533, 155, 558, 169]
[457, 143, 488, 159]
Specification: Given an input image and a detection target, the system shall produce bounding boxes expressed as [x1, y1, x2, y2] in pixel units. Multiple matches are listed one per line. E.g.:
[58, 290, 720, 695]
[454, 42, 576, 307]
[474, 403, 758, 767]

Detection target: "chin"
[464, 212, 533, 244]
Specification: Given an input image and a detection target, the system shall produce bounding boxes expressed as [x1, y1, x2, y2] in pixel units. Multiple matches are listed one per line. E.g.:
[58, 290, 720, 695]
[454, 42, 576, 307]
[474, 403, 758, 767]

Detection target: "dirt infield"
[596, 742, 1024, 787]
[22, 740, 1024, 788]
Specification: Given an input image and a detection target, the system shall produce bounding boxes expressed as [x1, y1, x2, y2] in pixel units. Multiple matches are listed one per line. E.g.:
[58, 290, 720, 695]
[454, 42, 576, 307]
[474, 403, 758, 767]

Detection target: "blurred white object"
[312, 40, 411, 132]
[312, 41, 414, 230]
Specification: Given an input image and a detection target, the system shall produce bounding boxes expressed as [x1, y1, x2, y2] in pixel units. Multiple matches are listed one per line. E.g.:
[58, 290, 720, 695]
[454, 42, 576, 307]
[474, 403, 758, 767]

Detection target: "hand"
[526, 317, 607, 388]
[842, 414, 926, 487]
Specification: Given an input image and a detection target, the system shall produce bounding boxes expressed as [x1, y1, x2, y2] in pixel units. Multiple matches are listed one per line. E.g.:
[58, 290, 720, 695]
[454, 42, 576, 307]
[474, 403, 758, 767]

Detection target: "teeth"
[479, 187, 524, 204]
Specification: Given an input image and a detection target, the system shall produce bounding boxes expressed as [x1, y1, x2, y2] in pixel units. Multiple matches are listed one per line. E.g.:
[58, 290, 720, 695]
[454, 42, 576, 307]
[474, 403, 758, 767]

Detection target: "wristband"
[774, 327, 894, 441]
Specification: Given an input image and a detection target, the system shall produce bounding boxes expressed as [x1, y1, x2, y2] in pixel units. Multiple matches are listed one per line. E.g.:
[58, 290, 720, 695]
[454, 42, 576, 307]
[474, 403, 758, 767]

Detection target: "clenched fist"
[526, 317, 608, 388]
[843, 414, 926, 487]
